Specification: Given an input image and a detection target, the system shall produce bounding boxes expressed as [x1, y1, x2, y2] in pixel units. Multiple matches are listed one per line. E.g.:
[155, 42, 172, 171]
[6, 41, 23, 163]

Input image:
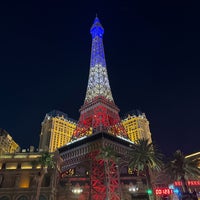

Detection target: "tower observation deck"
[72, 17, 128, 139]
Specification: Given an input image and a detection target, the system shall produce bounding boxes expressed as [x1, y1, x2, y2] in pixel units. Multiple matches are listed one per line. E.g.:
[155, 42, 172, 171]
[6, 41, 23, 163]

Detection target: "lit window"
[21, 162, 32, 169]
[6, 163, 18, 170]
[18, 172, 30, 188]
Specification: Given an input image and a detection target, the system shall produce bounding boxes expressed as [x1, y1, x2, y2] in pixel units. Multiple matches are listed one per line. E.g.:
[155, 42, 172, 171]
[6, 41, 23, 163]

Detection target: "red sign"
[174, 181, 200, 186]
[174, 181, 182, 186]
[188, 181, 200, 186]
[155, 188, 173, 196]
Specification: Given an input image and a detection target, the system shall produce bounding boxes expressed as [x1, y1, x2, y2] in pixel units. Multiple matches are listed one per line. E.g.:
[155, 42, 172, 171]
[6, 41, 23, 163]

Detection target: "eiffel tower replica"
[58, 17, 147, 200]
[72, 16, 127, 139]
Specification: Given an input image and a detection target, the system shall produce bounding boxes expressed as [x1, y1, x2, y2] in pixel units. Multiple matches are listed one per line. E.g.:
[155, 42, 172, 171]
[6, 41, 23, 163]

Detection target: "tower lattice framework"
[72, 17, 127, 140]
[61, 17, 130, 200]
[59, 133, 132, 200]
[58, 17, 151, 200]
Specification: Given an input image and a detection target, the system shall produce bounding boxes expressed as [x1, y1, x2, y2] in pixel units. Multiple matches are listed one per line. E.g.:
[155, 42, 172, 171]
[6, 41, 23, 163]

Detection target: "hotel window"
[17, 196, 28, 200]
[21, 162, 32, 169]
[0, 196, 10, 200]
[18, 172, 30, 188]
[39, 195, 47, 200]
[6, 163, 18, 170]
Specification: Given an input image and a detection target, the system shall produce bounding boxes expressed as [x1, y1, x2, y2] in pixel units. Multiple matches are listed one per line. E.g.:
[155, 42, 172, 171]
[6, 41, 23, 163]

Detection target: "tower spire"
[72, 17, 127, 139]
[84, 16, 114, 103]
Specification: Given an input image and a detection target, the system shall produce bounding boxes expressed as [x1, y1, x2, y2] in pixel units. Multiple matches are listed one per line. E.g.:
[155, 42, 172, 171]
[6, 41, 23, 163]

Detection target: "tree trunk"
[116, 164, 123, 200]
[181, 176, 189, 193]
[145, 166, 151, 190]
[35, 167, 47, 200]
[145, 166, 154, 200]
[105, 161, 110, 200]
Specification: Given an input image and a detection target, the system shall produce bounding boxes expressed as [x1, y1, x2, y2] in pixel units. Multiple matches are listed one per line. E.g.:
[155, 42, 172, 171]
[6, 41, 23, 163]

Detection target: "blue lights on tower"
[90, 16, 106, 68]
[84, 16, 114, 103]
[90, 17, 104, 38]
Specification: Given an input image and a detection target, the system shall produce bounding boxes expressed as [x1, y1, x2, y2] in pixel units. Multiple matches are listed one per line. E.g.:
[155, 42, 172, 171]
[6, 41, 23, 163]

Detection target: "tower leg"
[90, 152, 121, 200]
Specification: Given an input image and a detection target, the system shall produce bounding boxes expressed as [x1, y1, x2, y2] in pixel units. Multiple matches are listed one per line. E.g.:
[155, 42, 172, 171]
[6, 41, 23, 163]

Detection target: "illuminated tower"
[122, 110, 152, 143]
[39, 110, 76, 152]
[58, 17, 151, 200]
[73, 17, 127, 139]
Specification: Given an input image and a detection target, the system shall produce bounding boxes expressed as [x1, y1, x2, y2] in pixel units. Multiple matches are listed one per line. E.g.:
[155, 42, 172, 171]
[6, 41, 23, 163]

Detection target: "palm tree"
[129, 139, 163, 200]
[97, 145, 119, 200]
[33, 152, 55, 200]
[98, 145, 117, 163]
[164, 150, 200, 193]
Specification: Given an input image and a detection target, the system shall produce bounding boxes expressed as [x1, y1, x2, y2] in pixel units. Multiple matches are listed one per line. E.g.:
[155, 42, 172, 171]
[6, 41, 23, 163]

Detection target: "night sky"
[0, 0, 199, 156]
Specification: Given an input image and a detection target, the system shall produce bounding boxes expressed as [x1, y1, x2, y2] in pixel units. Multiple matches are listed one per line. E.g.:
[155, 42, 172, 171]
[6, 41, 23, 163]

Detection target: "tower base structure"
[58, 132, 149, 200]
[73, 96, 128, 140]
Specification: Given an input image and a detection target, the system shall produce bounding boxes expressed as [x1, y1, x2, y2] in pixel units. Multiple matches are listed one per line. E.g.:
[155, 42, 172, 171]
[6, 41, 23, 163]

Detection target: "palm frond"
[164, 150, 200, 183]
[129, 138, 163, 172]
[38, 152, 55, 168]
[96, 146, 117, 162]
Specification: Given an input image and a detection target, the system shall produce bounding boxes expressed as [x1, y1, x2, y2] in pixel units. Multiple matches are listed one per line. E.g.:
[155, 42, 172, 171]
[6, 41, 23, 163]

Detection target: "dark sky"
[0, 0, 199, 156]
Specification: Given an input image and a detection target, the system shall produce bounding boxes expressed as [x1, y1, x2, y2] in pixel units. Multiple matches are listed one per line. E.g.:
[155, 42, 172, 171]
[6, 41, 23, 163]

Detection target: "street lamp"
[72, 187, 83, 194]
[71, 183, 83, 195]
[128, 184, 139, 193]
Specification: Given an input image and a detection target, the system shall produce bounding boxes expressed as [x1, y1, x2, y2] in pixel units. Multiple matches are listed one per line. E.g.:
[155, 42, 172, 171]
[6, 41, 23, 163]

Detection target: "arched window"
[39, 195, 47, 200]
[0, 196, 10, 200]
[17, 196, 28, 200]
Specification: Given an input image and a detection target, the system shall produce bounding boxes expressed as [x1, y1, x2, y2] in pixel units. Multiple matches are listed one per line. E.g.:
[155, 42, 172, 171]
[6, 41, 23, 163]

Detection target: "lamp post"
[127, 183, 139, 200]
[72, 187, 83, 195]
[128, 185, 139, 193]
[71, 183, 83, 199]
